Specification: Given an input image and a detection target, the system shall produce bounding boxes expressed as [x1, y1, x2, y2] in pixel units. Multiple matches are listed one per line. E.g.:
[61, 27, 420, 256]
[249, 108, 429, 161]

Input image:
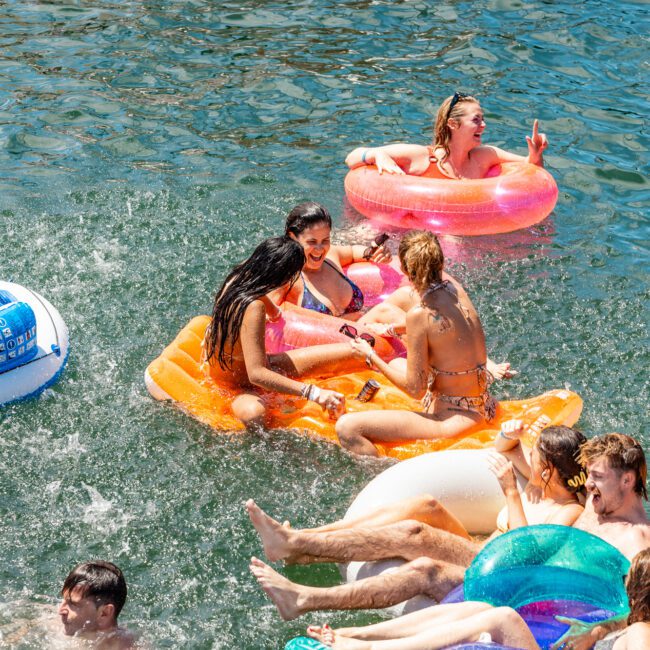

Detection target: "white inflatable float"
[341, 449, 525, 616]
[0, 281, 69, 406]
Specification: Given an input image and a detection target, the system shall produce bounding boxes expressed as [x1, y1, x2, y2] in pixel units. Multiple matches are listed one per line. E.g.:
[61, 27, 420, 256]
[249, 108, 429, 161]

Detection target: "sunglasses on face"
[339, 324, 376, 347]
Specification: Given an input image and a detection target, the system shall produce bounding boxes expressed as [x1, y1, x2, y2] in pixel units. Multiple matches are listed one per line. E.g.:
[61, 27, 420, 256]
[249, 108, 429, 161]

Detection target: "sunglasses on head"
[339, 324, 376, 347]
[447, 91, 468, 118]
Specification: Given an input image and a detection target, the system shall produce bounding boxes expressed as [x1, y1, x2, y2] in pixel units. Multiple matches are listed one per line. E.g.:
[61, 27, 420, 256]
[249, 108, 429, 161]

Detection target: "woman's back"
[417, 275, 488, 397]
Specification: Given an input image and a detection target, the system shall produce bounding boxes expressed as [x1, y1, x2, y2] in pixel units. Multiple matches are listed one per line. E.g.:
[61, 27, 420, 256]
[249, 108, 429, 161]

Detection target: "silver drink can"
[356, 379, 380, 402]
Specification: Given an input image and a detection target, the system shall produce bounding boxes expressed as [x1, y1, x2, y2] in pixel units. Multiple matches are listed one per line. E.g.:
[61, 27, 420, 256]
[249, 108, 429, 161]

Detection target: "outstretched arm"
[550, 614, 627, 650]
[240, 301, 344, 417]
[350, 308, 429, 398]
[345, 143, 431, 175]
[487, 119, 548, 168]
[332, 242, 392, 266]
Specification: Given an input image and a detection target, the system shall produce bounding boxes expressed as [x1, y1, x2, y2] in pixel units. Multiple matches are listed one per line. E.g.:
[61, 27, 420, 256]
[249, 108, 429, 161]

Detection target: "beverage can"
[356, 379, 380, 402]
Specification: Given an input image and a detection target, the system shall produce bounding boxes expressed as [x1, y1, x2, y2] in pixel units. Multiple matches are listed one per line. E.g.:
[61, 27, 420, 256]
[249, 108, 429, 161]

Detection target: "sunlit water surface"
[0, 1, 647, 648]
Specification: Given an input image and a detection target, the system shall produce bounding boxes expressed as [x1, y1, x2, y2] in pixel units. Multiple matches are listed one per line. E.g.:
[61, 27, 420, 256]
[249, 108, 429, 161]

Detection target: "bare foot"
[307, 624, 370, 649]
[249, 556, 306, 620]
[246, 499, 294, 562]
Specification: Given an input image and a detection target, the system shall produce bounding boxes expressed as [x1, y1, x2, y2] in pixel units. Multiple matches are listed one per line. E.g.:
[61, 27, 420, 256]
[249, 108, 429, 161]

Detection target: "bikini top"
[301, 260, 364, 317]
[421, 146, 455, 180]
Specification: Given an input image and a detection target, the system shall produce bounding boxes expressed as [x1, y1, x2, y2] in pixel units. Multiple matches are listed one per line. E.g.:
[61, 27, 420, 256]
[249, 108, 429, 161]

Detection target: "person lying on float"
[247, 421, 587, 619]
[304, 547, 650, 650]
[345, 92, 547, 180]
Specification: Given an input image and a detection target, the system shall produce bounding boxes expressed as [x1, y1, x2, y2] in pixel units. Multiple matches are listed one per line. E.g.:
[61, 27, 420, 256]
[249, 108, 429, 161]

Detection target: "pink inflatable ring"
[344, 162, 558, 236]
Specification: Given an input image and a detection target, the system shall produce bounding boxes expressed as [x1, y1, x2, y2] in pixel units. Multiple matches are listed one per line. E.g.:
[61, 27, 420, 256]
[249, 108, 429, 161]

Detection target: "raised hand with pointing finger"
[526, 119, 548, 166]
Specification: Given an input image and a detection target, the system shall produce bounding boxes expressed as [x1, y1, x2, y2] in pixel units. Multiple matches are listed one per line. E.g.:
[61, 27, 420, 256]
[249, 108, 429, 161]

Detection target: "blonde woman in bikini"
[335, 229, 513, 456]
[345, 92, 547, 180]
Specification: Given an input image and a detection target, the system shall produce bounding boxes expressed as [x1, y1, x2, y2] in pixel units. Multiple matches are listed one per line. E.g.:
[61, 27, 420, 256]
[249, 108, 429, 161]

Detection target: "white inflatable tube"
[0, 281, 69, 406]
[341, 449, 525, 616]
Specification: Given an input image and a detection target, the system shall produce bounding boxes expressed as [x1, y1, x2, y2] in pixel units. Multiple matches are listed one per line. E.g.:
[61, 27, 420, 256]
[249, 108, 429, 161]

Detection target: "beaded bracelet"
[301, 383, 321, 402]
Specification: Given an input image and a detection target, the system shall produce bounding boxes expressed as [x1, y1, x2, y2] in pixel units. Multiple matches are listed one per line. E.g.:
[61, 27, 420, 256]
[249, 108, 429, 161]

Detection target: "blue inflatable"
[464, 525, 629, 614]
[285, 638, 328, 650]
[0, 282, 69, 406]
[454, 525, 629, 649]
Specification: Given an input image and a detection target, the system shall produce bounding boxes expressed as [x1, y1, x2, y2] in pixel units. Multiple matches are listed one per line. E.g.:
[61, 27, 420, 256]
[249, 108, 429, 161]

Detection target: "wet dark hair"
[285, 202, 332, 238]
[627, 548, 650, 625]
[61, 561, 127, 619]
[536, 426, 588, 494]
[204, 236, 305, 370]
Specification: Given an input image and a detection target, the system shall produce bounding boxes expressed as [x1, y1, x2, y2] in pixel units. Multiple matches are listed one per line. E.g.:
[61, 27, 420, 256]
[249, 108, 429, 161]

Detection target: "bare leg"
[247, 500, 479, 565]
[232, 393, 267, 429]
[298, 494, 470, 540]
[309, 606, 539, 650]
[359, 302, 406, 327]
[308, 601, 492, 641]
[249, 556, 466, 620]
[335, 407, 481, 457]
[269, 343, 363, 378]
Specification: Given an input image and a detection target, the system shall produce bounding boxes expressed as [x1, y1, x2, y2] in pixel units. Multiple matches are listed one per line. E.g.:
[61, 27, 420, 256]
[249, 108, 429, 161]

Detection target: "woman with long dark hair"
[270, 202, 392, 321]
[345, 92, 547, 180]
[204, 236, 354, 428]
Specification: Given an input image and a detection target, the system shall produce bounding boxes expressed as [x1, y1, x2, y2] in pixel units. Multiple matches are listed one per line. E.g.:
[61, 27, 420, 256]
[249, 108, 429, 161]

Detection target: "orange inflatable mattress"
[145, 316, 583, 461]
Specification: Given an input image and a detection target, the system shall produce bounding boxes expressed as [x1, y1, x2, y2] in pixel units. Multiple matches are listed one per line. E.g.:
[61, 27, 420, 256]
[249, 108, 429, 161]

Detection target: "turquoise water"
[1, 1, 648, 647]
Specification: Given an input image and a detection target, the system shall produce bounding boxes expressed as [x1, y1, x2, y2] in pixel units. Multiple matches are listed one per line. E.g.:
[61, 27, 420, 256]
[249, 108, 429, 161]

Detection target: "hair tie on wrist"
[361, 149, 370, 164]
[499, 429, 516, 440]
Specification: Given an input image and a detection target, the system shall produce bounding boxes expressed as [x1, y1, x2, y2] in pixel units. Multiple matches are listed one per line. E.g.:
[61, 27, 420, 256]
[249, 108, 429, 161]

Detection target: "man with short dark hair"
[58, 560, 135, 648]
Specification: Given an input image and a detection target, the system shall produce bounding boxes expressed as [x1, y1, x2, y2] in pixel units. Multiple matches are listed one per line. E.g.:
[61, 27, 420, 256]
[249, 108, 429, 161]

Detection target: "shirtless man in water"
[57, 560, 135, 648]
[2, 560, 135, 648]
[248, 432, 650, 620]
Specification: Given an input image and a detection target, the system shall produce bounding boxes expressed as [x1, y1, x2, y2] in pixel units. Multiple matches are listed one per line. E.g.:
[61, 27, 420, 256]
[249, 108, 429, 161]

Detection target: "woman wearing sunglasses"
[345, 92, 547, 181]
[205, 236, 358, 428]
[269, 202, 393, 321]
[335, 230, 514, 456]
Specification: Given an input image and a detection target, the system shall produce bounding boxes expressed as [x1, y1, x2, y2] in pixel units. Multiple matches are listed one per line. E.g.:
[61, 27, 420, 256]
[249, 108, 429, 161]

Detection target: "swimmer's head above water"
[534, 425, 588, 494]
[59, 560, 127, 637]
[285, 202, 333, 272]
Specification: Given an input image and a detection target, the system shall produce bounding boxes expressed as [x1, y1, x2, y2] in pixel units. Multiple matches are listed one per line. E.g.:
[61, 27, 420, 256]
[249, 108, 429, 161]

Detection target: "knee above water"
[408, 556, 440, 576]
[335, 414, 355, 441]
[492, 606, 523, 628]
[236, 403, 266, 427]
[396, 519, 426, 538]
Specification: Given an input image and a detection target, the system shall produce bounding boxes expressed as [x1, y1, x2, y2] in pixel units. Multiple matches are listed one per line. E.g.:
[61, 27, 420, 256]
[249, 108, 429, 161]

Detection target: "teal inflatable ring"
[465, 524, 630, 614]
